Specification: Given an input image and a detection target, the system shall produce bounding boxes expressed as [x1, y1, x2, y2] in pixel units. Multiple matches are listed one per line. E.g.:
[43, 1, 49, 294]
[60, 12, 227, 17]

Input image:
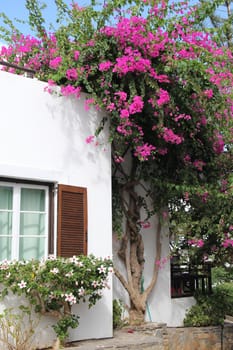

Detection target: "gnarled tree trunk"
[113, 155, 162, 325]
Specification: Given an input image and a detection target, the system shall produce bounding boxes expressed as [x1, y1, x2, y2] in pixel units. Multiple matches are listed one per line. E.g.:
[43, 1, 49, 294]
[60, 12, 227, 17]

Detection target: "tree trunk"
[114, 178, 162, 325]
[128, 308, 145, 325]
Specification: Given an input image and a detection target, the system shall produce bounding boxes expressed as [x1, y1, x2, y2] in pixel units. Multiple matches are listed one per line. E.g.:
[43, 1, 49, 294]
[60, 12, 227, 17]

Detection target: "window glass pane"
[0, 186, 13, 210]
[20, 188, 45, 212]
[20, 213, 45, 236]
[19, 237, 45, 260]
[0, 237, 12, 260]
[0, 212, 12, 235]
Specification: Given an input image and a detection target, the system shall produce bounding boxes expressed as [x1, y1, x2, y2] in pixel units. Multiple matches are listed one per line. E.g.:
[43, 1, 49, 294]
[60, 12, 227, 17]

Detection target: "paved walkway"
[62, 324, 166, 350]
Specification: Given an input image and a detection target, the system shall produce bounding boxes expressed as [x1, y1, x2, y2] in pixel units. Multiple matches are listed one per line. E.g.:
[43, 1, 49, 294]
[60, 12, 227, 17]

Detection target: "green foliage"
[0, 255, 112, 343]
[113, 299, 126, 329]
[53, 314, 79, 343]
[212, 266, 233, 285]
[170, 185, 233, 266]
[198, 0, 233, 48]
[184, 283, 233, 327]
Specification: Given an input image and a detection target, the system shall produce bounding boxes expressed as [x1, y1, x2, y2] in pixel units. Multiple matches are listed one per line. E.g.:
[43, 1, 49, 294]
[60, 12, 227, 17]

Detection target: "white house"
[0, 70, 112, 348]
[0, 69, 200, 348]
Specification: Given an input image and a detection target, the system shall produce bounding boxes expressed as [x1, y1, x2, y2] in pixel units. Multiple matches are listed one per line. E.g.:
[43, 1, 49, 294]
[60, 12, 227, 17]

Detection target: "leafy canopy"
[1, 0, 233, 245]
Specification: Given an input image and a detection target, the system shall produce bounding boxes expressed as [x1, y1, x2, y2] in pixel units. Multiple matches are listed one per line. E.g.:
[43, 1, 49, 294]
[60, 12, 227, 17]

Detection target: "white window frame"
[0, 181, 49, 261]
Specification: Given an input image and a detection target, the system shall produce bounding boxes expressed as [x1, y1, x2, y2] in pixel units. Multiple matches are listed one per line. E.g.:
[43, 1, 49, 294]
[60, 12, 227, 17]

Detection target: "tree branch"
[143, 216, 162, 300]
[114, 267, 132, 296]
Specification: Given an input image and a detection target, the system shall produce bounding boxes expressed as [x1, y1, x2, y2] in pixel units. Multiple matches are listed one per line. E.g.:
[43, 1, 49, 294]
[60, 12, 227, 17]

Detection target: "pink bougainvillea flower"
[61, 85, 81, 98]
[120, 109, 130, 118]
[66, 68, 78, 80]
[193, 160, 206, 171]
[188, 239, 204, 247]
[99, 61, 113, 71]
[49, 56, 62, 69]
[74, 50, 80, 61]
[139, 221, 151, 229]
[134, 143, 156, 160]
[85, 135, 95, 144]
[213, 133, 225, 154]
[203, 89, 213, 99]
[114, 155, 124, 163]
[163, 128, 183, 144]
[157, 88, 170, 106]
[129, 96, 144, 114]
[222, 238, 233, 248]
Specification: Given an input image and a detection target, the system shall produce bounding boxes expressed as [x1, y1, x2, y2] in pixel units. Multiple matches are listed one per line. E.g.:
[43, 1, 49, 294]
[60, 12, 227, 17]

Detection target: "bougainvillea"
[1, 0, 233, 323]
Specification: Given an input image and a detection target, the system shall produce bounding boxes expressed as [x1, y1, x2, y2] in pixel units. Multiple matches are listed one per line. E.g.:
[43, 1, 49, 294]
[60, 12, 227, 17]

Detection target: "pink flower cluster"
[134, 143, 156, 160]
[163, 128, 183, 144]
[156, 89, 170, 106]
[188, 239, 204, 248]
[222, 238, 233, 248]
[113, 48, 151, 75]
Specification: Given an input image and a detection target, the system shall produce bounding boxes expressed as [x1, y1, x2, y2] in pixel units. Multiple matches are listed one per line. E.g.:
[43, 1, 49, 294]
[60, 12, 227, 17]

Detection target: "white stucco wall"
[0, 71, 112, 347]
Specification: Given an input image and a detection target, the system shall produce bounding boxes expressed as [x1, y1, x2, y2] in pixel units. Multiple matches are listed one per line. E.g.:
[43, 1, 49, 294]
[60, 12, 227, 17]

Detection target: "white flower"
[50, 268, 59, 274]
[18, 280, 27, 289]
[69, 256, 79, 264]
[98, 265, 106, 274]
[0, 260, 9, 270]
[64, 293, 77, 305]
[65, 270, 73, 277]
[92, 280, 98, 288]
[108, 267, 114, 273]
[78, 287, 85, 296]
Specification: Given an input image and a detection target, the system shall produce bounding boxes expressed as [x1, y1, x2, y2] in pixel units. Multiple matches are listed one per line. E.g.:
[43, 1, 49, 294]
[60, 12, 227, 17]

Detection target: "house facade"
[0, 70, 198, 348]
[0, 70, 112, 347]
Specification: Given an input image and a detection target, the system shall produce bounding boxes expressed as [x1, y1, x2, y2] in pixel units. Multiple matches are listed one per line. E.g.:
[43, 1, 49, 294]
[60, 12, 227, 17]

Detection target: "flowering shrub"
[0, 255, 113, 343]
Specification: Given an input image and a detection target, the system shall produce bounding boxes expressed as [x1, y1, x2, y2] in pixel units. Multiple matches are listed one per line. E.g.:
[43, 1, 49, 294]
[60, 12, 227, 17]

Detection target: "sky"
[0, 0, 74, 36]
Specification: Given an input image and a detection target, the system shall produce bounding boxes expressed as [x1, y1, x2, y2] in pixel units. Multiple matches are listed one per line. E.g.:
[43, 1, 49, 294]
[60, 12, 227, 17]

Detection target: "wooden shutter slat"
[57, 184, 87, 257]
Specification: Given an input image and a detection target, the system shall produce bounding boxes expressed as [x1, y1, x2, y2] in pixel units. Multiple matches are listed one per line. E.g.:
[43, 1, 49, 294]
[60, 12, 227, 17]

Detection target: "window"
[0, 182, 49, 261]
[0, 181, 87, 261]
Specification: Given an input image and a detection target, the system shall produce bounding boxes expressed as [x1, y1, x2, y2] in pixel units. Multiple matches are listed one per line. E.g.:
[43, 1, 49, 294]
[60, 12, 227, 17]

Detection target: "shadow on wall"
[46, 93, 111, 183]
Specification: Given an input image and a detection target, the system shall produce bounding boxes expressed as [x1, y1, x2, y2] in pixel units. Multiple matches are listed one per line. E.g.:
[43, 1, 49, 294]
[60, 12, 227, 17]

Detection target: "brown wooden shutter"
[57, 184, 87, 257]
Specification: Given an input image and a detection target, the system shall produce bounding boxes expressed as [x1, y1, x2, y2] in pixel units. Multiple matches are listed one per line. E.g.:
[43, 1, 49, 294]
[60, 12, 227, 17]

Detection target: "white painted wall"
[0, 71, 112, 347]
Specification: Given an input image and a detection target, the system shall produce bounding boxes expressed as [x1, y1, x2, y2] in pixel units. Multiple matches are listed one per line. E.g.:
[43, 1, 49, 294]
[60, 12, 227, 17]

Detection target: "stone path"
[63, 324, 166, 350]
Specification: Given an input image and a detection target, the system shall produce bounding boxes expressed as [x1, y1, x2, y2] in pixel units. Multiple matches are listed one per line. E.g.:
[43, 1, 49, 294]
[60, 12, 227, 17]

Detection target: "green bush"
[212, 266, 233, 285]
[0, 255, 112, 343]
[113, 299, 126, 329]
[184, 283, 233, 327]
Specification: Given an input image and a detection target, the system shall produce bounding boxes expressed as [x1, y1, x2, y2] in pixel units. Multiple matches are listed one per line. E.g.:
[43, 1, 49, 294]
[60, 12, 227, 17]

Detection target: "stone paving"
[63, 324, 166, 350]
[44, 323, 233, 350]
